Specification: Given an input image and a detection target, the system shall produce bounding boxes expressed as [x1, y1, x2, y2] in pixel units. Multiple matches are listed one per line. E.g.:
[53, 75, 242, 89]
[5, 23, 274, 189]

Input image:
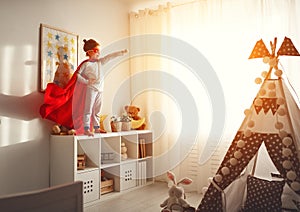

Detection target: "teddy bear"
[160, 171, 195, 212]
[53, 46, 73, 88]
[51, 124, 76, 135]
[124, 105, 146, 130]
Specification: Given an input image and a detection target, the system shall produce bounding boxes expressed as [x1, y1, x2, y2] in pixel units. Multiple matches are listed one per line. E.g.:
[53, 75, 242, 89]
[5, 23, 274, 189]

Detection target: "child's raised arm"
[99, 49, 128, 65]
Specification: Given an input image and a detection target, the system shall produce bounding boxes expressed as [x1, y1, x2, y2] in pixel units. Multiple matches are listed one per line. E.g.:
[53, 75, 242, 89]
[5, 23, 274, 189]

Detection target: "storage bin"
[121, 121, 131, 131]
[101, 179, 114, 194]
[120, 162, 136, 190]
[76, 169, 99, 203]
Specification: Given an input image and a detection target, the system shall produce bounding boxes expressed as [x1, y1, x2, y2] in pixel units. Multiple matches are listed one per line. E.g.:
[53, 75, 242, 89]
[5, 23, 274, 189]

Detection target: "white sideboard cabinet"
[50, 130, 153, 204]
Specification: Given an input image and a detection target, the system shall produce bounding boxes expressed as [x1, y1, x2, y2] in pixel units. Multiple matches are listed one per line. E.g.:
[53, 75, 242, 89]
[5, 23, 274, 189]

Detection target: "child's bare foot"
[94, 128, 106, 133]
[84, 130, 94, 136]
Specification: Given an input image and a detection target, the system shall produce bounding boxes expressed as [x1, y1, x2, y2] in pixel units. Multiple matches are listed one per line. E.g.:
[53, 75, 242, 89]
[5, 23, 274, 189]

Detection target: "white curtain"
[129, 0, 300, 192]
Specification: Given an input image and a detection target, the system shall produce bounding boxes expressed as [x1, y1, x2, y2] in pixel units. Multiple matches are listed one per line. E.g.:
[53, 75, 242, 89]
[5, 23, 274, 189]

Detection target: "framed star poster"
[39, 23, 78, 92]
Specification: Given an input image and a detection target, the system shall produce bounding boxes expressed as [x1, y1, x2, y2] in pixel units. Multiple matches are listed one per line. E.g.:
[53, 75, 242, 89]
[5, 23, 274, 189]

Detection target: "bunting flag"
[277, 37, 300, 56]
[254, 98, 279, 115]
[249, 39, 271, 59]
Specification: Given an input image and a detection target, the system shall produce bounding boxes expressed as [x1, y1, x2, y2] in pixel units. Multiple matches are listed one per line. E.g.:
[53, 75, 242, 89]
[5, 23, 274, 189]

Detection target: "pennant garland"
[254, 98, 279, 115]
[277, 37, 300, 56]
[249, 39, 271, 59]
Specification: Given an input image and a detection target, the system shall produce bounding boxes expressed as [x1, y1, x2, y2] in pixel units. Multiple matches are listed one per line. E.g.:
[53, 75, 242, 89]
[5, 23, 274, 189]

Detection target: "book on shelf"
[139, 138, 146, 158]
[137, 160, 147, 186]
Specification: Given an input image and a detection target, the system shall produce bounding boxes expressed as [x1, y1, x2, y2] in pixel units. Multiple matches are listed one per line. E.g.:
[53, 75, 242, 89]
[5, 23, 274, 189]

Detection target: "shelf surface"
[77, 130, 152, 139]
[101, 162, 120, 169]
[76, 167, 99, 174]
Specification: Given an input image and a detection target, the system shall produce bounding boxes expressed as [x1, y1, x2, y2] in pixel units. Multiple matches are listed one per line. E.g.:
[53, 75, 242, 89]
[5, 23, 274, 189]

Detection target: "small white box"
[76, 169, 99, 203]
[120, 162, 136, 191]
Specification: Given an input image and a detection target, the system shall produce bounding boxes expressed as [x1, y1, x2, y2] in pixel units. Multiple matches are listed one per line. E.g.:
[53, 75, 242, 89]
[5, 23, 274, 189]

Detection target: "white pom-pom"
[244, 109, 251, 116]
[263, 57, 270, 64]
[277, 108, 286, 116]
[247, 120, 255, 128]
[282, 148, 292, 157]
[259, 89, 266, 96]
[274, 69, 283, 77]
[208, 177, 213, 184]
[255, 77, 262, 84]
[221, 167, 230, 175]
[291, 182, 300, 191]
[230, 158, 238, 166]
[275, 122, 284, 130]
[237, 140, 245, 148]
[214, 174, 223, 183]
[282, 137, 292, 146]
[277, 98, 285, 105]
[254, 98, 263, 106]
[282, 160, 292, 170]
[244, 129, 252, 137]
[234, 151, 243, 159]
[286, 171, 297, 181]
[261, 71, 268, 78]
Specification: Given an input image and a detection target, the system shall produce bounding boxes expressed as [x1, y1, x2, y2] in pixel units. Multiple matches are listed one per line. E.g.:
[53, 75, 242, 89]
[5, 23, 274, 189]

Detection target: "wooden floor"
[84, 182, 202, 212]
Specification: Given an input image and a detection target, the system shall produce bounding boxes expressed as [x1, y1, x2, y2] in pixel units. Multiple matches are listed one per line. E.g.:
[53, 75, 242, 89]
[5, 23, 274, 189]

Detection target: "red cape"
[40, 60, 88, 134]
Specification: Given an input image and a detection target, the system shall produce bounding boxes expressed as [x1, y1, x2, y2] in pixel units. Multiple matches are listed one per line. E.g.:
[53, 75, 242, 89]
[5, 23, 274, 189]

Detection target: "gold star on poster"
[47, 41, 52, 48]
[46, 58, 51, 66]
[47, 32, 53, 39]
[64, 36, 69, 43]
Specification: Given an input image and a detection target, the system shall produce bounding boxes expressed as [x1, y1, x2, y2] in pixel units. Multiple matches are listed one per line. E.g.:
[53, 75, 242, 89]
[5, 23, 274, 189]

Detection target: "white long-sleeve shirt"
[77, 61, 103, 91]
[77, 50, 126, 92]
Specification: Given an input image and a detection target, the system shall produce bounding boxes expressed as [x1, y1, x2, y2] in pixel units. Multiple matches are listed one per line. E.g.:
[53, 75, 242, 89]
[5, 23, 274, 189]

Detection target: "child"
[77, 39, 128, 136]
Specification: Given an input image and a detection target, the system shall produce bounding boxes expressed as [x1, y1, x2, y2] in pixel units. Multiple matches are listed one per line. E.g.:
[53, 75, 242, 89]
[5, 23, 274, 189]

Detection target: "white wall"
[0, 0, 130, 196]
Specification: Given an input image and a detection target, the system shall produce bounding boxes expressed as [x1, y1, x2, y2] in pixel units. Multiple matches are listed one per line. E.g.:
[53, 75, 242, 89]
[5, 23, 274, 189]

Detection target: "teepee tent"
[197, 37, 300, 212]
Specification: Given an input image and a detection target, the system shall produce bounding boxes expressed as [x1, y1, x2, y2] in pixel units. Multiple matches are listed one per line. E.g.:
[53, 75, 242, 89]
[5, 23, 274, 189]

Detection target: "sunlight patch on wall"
[0, 44, 36, 96]
[0, 116, 37, 147]
[0, 45, 14, 95]
[22, 44, 35, 95]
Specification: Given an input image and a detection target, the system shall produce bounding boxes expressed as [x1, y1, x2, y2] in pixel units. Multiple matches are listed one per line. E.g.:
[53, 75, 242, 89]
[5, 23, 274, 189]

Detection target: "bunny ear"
[167, 171, 176, 184]
[177, 177, 192, 185]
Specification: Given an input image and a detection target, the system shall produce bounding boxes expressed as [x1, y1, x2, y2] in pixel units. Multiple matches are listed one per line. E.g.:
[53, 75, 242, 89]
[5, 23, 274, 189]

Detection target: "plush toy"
[160, 171, 195, 212]
[124, 105, 146, 130]
[121, 142, 128, 160]
[100, 114, 108, 132]
[53, 46, 73, 88]
[51, 124, 76, 135]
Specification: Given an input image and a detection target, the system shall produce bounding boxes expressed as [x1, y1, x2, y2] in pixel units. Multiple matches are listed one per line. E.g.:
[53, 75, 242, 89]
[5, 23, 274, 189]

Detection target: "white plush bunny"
[160, 171, 195, 212]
